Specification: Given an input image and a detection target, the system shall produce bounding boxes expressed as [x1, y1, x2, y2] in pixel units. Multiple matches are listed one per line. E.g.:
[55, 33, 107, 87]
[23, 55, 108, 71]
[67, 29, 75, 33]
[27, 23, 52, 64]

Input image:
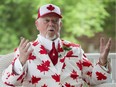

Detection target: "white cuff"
[14, 58, 23, 74]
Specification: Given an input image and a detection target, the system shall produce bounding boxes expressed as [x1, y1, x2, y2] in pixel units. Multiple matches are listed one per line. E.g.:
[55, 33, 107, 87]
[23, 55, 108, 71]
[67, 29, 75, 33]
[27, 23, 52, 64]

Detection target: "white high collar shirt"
[37, 34, 60, 51]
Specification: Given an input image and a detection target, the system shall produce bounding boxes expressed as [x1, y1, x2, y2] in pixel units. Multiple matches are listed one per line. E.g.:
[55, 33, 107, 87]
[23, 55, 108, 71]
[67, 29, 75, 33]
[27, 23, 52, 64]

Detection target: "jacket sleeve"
[80, 48, 112, 86]
[1, 48, 27, 86]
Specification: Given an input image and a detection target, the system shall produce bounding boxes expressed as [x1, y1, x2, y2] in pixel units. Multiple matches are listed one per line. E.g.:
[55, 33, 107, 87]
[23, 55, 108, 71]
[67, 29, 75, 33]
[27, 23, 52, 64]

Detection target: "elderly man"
[2, 4, 111, 87]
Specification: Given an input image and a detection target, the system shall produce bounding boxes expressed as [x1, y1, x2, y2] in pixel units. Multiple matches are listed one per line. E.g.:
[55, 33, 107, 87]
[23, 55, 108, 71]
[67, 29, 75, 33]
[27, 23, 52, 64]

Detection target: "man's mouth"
[49, 29, 54, 32]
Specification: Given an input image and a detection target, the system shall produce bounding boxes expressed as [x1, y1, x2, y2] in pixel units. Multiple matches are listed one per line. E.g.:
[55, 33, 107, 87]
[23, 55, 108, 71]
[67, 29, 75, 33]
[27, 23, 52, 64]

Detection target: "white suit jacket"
[2, 37, 111, 87]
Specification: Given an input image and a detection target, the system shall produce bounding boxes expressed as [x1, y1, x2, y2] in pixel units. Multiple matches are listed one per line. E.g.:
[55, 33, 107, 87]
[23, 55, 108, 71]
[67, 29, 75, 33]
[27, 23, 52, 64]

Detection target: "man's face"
[35, 14, 62, 40]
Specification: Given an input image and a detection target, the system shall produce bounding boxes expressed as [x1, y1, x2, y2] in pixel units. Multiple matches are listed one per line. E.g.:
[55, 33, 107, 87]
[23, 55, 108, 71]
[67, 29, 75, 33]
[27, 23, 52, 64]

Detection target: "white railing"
[86, 53, 116, 83]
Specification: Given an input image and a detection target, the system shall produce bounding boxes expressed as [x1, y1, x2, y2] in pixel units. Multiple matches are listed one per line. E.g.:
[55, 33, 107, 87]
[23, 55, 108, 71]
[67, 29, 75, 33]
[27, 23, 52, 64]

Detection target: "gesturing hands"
[19, 37, 33, 65]
[99, 37, 112, 66]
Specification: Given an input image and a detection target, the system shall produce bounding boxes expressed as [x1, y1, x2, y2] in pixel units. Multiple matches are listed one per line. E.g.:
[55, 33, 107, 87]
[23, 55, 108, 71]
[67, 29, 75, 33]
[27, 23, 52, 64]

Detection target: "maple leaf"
[70, 70, 78, 80]
[44, 60, 50, 67]
[70, 43, 80, 47]
[87, 71, 92, 77]
[60, 57, 65, 63]
[52, 74, 60, 82]
[62, 63, 66, 69]
[39, 45, 47, 54]
[63, 42, 80, 48]
[47, 5, 55, 11]
[63, 43, 70, 48]
[17, 72, 25, 81]
[37, 60, 50, 73]
[11, 57, 17, 66]
[31, 75, 41, 84]
[4, 82, 14, 86]
[96, 72, 107, 80]
[28, 53, 36, 60]
[42, 84, 48, 87]
[32, 41, 39, 46]
[65, 82, 71, 87]
[58, 43, 63, 52]
[76, 60, 82, 70]
[66, 50, 73, 57]
[82, 58, 92, 67]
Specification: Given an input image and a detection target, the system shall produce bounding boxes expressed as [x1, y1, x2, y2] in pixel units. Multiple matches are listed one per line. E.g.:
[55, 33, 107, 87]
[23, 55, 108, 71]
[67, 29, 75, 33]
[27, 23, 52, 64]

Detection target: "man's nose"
[48, 20, 54, 25]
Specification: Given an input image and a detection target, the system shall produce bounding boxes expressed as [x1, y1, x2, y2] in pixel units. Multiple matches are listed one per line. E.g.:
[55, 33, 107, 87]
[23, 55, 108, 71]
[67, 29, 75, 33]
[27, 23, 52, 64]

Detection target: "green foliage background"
[0, 0, 115, 54]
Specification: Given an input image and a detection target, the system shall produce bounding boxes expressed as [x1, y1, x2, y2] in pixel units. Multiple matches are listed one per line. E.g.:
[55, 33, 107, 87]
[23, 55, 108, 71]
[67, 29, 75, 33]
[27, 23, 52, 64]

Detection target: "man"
[2, 4, 112, 87]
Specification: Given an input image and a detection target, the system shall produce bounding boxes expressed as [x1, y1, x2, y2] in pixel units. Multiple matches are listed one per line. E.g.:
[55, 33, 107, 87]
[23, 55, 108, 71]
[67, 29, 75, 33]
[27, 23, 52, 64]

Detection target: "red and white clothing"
[2, 35, 111, 87]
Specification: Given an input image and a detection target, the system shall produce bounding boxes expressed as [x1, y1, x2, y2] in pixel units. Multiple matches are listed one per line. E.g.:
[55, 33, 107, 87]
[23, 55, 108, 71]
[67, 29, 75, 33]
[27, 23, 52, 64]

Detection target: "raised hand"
[99, 37, 112, 66]
[19, 37, 33, 65]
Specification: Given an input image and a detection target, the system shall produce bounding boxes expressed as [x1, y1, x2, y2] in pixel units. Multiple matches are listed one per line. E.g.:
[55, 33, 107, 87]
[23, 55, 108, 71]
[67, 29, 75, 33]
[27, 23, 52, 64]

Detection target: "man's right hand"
[19, 37, 33, 65]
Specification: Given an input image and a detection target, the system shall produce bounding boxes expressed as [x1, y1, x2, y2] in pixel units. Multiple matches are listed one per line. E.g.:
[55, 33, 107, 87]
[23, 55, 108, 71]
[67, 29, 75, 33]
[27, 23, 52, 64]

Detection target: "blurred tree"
[0, 0, 115, 54]
[0, 0, 38, 54]
[102, 0, 115, 38]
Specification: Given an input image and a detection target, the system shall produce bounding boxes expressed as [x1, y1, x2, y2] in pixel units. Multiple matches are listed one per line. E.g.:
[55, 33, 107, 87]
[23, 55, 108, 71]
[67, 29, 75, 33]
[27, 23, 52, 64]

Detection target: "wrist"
[19, 58, 26, 66]
[98, 58, 110, 67]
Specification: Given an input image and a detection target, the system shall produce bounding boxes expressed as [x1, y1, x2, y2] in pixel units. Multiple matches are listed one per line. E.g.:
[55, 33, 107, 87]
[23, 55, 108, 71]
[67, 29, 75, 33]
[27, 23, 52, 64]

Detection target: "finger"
[105, 38, 112, 54]
[100, 37, 105, 53]
[22, 39, 29, 48]
[19, 37, 26, 47]
[27, 49, 34, 56]
[102, 38, 112, 59]
[24, 43, 31, 52]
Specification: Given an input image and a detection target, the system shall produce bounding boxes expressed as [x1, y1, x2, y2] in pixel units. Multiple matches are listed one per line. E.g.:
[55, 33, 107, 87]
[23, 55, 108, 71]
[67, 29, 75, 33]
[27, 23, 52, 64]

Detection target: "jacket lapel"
[55, 40, 70, 74]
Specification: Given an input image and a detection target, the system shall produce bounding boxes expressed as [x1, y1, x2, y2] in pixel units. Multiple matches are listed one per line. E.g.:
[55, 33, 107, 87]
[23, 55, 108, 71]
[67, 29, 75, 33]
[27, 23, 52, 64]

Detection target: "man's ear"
[35, 20, 39, 30]
[60, 21, 62, 28]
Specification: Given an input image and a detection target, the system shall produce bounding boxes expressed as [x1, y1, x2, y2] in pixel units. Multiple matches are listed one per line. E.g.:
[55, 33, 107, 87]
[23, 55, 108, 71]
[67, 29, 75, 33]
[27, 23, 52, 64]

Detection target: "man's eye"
[53, 20, 57, 23]
[45, 19, 49, 22]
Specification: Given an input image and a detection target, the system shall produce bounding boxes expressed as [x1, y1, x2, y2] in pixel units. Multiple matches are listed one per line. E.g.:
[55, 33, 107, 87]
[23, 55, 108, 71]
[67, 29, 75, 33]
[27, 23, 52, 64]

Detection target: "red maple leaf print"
[70, 70, 78, 80]
[28, 53, 36, 60]
[52, 74, 60, 82]
[76, 60, 82, 70]
[42, 84, 48, 87]
[31, 75, 41, 84]
[39, 45, 47, 54]
[4, 82, 14, 86]
[63, 43, 71, 48]
[87, 71, 92, 77]
[63, 42, 80, 48]
[62, 63, 66, 69]
[65, 82, 71, 87]
[11, 57, 17, 66]
[60, 57, 65, 63]
[58, 42, 63, 52]
[82, 58, 92, 67]
[47, 5, 55, 11]
[17, 72, 25, 81]
[96, 72, 107, 80]
[37, 60, 50, 73]
[70, 43, 80, 47]
[66, 50, 73, 57]
[32, 41, 39, 46]
[44, 60, 50, 67]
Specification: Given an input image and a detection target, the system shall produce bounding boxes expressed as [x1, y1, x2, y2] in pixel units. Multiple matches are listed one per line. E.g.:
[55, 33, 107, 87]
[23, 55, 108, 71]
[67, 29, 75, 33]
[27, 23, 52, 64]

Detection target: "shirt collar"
[37, 34, 60, 50]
